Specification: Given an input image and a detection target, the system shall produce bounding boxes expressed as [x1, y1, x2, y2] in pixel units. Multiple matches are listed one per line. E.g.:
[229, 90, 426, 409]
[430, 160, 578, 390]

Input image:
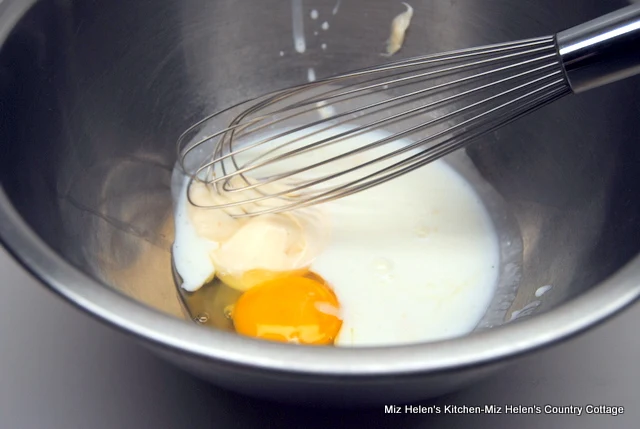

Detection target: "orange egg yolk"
[231, 276, 342, 345]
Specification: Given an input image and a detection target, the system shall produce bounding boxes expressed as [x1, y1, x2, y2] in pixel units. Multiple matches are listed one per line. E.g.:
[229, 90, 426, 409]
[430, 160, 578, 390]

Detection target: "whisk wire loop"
[178, 36, 571, 216]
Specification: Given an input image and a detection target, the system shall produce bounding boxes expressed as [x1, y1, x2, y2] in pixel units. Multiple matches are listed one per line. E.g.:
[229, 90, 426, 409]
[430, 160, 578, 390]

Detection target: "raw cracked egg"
[172, 126, 500, 347]
[230, 275, 342, 345]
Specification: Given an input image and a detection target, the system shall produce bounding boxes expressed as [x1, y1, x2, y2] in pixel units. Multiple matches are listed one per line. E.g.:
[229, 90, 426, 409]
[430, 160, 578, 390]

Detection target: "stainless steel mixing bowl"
[1, 0, 639, 406]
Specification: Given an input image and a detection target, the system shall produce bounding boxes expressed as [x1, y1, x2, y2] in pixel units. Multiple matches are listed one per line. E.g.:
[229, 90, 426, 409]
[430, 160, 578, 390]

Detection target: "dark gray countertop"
[1, 246, 637, 429]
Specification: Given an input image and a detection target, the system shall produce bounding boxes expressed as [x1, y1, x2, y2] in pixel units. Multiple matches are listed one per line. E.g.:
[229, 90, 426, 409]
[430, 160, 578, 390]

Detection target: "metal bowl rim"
[2, 0, 639, 378]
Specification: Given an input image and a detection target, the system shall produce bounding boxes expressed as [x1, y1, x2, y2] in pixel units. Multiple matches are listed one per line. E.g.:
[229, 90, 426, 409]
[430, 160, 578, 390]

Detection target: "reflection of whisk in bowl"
[178, 4, 640, 217]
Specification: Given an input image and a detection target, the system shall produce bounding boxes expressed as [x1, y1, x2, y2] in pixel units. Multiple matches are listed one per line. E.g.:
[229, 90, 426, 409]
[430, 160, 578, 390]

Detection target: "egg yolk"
[231, 276, 342, 345]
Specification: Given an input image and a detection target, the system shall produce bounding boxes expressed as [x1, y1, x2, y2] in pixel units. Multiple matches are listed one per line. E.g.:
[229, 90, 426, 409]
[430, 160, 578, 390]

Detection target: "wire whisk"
[177, 4, 640, 217]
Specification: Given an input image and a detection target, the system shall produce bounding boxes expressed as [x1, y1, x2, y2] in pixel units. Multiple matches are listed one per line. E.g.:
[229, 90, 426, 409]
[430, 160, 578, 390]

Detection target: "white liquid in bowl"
[172, 127, 500, 347]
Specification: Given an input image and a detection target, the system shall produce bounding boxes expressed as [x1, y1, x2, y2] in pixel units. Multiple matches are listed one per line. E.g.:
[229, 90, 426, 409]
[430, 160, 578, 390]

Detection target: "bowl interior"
[1, 0, 640, 342]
